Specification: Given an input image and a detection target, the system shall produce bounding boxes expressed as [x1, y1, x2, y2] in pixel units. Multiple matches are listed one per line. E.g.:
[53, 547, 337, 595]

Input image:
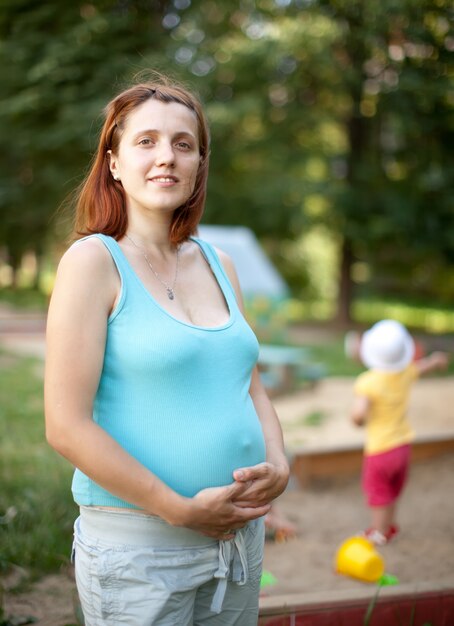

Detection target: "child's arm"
[351, 395, 371, 427]
[415, 351, 450, 376]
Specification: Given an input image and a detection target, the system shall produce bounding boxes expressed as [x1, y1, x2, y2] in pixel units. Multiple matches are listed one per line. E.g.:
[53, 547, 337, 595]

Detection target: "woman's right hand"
[178, 481, 271, 540]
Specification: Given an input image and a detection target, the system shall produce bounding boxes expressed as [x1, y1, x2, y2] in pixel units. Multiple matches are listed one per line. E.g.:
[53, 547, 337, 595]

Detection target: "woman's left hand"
[231, 462, 289, 508]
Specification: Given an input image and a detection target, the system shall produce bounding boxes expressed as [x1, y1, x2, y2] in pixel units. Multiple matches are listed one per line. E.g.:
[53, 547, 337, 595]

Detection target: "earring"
[113, 175, 120, 181]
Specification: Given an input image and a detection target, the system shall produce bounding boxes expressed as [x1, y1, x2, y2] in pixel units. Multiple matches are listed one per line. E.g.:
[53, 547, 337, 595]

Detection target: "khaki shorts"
[73, 506, 264, 625]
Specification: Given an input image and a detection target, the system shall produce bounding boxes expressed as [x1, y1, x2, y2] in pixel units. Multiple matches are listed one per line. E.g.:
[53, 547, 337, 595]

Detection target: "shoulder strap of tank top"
[75, 233, 132, 277]
[191, 237, 238, 302]
[71, 234, 131, 321]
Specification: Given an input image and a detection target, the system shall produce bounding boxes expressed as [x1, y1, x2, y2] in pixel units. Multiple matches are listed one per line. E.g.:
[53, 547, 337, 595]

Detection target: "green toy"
[378, 573, 399, 586]
[260, 570, 278, 588]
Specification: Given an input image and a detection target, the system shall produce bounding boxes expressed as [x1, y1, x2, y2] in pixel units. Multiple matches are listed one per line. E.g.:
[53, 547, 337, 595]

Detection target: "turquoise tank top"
[71, 234, 266, 507]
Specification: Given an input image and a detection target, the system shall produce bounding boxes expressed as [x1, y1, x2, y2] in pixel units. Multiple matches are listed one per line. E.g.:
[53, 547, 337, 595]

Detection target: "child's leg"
[370, 502, 396, 535]
[362, 446, 410, 543]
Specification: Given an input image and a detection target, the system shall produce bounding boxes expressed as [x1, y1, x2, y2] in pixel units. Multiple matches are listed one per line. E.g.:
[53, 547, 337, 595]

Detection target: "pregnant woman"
[44, 74, 289, 625]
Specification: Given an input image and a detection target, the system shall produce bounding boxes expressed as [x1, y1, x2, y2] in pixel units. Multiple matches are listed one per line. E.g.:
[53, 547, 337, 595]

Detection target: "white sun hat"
[360, 320, 415, 372]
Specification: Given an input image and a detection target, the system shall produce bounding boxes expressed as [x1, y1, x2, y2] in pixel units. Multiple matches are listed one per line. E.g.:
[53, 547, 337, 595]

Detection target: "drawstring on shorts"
[211, 530, 249, 614]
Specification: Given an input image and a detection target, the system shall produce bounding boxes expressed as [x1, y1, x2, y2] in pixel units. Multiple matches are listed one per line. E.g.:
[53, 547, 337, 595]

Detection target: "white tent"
[198, 225, 289, 298]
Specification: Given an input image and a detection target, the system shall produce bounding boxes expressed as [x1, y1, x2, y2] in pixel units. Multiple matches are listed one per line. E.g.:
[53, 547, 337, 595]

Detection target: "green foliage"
[354, 295, 454, 335]
[0, 288, 48, 312]
[0, 0, 452, 318]
[0, 353, 76, 577]
[0, 0, 170, 264]
[166, 0, 453, 313]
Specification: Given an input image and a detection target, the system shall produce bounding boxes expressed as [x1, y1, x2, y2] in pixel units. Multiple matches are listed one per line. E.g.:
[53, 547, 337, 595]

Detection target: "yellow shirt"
[354, 364, 419, 455]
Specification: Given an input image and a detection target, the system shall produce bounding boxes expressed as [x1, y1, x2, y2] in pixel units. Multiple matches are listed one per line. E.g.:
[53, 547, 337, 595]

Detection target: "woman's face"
[109, 98, 201, 218]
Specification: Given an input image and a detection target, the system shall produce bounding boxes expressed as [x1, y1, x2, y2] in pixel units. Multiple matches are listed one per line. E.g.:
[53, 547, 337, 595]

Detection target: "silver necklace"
[126, 234, 180, 300]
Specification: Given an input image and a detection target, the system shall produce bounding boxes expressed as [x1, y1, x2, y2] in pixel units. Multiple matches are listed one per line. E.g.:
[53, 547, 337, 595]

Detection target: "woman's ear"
[107, 149, 120, 181]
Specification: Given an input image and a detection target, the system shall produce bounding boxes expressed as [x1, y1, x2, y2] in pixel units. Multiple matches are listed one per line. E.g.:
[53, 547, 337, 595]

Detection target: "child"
[351, 319, 449, 546]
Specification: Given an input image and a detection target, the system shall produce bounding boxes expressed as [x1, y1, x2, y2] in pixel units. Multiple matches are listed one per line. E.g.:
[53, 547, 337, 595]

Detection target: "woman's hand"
[178, 481, 271, 540]
[230, 462, 289, 508]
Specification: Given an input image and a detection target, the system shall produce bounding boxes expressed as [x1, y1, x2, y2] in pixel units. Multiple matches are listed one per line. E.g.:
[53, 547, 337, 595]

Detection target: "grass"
[353, 295, 454, 335]
[0, 288, 48, 312]
[0, 352, 76, 581]
[302, 410, 328, 427]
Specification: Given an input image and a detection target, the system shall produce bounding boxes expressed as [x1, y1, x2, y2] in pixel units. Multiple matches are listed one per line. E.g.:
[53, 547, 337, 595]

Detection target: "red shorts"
[362, 444, 411, 507]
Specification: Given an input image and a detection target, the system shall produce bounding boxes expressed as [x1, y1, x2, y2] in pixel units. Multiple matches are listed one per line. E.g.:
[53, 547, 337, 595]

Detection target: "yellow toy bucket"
[335, 536, 385, 583]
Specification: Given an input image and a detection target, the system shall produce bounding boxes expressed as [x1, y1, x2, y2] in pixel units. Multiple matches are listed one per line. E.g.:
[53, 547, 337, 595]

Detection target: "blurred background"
[0, 0, 453, 331]
[0, 2, 453, 622]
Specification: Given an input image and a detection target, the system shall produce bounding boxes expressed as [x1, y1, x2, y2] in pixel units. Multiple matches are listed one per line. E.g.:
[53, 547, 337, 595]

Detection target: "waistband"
[77, 506, 255, 615]
[79, 506, 216, 548]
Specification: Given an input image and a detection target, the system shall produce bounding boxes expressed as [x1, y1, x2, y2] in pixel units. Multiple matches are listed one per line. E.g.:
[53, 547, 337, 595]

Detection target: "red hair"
[73, 75, 210, 246]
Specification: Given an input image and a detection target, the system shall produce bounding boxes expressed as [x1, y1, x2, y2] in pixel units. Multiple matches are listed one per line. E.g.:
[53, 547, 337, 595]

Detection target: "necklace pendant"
[167, 288, 175, 300]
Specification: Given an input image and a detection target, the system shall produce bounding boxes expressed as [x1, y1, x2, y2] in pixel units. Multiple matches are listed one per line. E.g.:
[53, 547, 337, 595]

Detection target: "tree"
[0, 0, 170, 285]
[318, 0, 454, 321]
[160, 0, 453, 322]
[1, 0, 452, 320]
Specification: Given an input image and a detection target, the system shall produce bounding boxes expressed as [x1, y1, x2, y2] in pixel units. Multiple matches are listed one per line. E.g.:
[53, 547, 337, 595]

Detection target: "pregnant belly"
[130, 414, 267, 498]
